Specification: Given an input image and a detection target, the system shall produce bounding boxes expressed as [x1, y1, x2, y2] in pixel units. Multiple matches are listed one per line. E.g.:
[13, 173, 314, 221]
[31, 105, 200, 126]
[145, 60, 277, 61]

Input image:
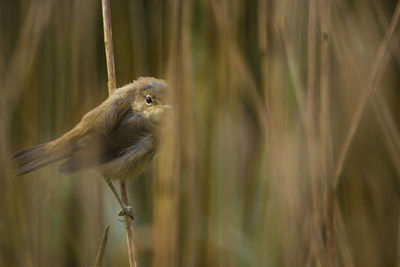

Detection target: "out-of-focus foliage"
[0, 0, 399, 266]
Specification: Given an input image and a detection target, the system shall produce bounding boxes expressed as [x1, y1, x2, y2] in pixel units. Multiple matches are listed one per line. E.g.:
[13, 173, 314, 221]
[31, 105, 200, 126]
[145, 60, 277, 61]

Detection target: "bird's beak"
[160, 104, 172, 109]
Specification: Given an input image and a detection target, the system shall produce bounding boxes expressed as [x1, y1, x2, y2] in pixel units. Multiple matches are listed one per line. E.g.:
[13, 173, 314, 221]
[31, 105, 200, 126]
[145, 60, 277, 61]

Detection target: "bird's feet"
[118, 205, 135, 220]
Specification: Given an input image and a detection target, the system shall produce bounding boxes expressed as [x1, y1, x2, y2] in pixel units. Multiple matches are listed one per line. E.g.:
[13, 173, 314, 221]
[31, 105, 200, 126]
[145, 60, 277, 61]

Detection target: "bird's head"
[130, 77, 171, 125]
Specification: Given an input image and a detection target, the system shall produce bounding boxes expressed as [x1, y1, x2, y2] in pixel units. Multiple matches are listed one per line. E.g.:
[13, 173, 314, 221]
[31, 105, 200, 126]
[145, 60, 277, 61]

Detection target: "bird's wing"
[100, 135, 157, 179]
[59, 110, 151, 174]
[79, 91, 133, 136]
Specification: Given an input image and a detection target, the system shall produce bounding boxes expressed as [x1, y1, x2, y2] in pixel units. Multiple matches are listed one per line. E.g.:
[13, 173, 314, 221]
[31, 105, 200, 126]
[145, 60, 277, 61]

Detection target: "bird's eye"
[145, 95, 153, 104]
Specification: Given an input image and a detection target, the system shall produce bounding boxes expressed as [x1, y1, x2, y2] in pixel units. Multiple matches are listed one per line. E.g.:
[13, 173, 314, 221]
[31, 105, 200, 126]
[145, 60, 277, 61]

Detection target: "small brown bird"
[13, 77, 170, 219]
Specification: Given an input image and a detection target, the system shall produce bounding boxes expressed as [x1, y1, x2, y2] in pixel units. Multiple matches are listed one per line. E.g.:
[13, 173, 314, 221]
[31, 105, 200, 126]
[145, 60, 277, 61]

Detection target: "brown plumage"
[13, 77, 170, 181]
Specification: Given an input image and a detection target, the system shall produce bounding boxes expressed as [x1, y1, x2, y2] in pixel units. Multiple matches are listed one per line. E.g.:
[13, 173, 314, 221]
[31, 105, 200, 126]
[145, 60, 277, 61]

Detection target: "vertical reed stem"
[320, 0, 335, 265]
[307, 0, 323, 263]
[102, 0, 116, 95]
[101, 0, 138, 266]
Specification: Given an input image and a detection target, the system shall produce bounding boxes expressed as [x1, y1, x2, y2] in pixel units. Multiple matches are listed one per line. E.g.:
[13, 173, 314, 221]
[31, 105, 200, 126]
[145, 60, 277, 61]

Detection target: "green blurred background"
[1, 0, 399, 266]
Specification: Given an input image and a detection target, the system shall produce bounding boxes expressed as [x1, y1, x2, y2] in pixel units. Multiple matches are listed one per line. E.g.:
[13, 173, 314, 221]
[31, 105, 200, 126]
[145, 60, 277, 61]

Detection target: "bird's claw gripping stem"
[118, 205, 135, 220]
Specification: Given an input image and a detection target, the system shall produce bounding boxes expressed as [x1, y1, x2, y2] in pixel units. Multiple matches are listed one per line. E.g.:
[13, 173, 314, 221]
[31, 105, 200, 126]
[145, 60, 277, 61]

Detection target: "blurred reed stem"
[306, 0, 324, 264]
[319, 0, 335, 265]
[333, 0, 400, 190]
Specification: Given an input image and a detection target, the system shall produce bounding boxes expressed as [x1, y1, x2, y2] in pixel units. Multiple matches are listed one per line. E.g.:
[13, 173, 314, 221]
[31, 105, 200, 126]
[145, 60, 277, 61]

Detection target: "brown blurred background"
[1, 0, 399, 266]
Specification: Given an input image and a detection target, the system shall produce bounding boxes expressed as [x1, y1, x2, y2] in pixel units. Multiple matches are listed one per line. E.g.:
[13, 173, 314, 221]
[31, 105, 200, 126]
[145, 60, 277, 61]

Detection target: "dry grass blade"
[278, 26, 308, 130]
[93, 225, 110, 267]
[333, 0, 400, 189]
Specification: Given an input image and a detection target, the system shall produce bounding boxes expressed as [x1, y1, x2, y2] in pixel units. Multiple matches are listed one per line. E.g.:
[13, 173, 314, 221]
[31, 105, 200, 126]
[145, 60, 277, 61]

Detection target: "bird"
[12, 77, 171, 219]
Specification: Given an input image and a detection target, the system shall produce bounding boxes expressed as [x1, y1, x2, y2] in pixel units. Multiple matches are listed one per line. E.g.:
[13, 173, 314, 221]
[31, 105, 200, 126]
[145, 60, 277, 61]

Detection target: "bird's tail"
[12, 142, 66, 175]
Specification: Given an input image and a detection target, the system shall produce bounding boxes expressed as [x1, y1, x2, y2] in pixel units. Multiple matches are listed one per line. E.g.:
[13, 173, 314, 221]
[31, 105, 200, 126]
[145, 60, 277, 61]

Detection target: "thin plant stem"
[101, 0, 138, 266]
[120, 181, 138, 267]
[102, 0, 116, 94]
